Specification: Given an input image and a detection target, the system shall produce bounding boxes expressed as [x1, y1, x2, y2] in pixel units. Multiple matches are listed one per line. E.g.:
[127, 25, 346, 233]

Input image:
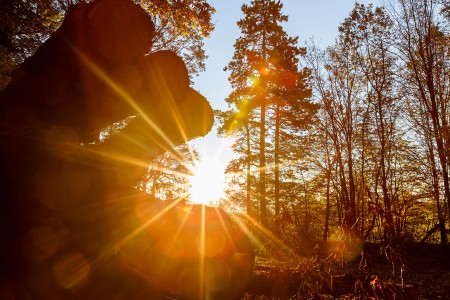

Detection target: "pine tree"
[220, 0, 316, 227]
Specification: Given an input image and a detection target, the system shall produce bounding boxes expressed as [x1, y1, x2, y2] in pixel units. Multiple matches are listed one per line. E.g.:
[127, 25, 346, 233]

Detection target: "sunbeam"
[199, 204, 206, 299]
[221, 197, 299, 262]
[117, 194, 188, 250]
[214, 207, 237, 253]
[77, 51, 174, 145]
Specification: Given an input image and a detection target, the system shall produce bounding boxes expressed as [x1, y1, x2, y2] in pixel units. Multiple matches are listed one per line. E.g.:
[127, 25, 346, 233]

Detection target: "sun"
[189, 156, 227, 206]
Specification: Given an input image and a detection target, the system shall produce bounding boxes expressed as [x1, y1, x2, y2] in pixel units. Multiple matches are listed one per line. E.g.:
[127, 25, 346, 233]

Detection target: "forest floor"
[243, 243, 450, 299]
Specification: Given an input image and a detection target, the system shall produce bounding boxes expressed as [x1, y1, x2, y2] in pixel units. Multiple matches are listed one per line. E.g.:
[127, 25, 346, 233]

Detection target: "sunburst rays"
[220, 198, 299, 263]
[189, 155, 226, 205]
[64, 43, 290, 299]
[72, 43, 204, 186]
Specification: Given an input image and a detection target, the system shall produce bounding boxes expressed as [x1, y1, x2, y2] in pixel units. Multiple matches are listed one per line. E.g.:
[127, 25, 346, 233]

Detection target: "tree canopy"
[0, 0, 215, 90]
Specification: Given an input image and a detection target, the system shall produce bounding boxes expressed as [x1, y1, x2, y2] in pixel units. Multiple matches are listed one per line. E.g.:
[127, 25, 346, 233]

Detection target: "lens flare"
[53, 254, 91, 291]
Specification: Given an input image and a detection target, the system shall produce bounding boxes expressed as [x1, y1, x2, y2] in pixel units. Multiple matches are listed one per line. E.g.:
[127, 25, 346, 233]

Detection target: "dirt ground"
[243, 243, 450, 299]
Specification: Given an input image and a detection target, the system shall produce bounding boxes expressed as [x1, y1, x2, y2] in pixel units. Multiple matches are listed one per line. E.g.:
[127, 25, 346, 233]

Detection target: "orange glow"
[260, 67, 270, 76]
[55, 29, 255, 300]
[198, 204, 206, 299]
[111, 199, 254, 299]
[221, 197, 299, 262]
[53, 254, 91, 291]
[22, 226, 63, 262]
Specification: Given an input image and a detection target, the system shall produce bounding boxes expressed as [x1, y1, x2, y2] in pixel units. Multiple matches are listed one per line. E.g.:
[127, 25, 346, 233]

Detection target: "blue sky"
[190, 0, 381, 166]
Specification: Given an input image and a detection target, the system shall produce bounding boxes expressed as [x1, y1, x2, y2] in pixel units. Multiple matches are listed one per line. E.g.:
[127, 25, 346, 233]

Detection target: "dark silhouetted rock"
[0, 0, 253, 299]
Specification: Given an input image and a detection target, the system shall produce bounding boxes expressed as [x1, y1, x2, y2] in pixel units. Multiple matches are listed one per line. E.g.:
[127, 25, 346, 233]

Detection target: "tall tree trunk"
[322, 120, 332, 243]
[259, 17, 268, 227]
[274, 102, 281, 218]
[323, 166, 331, 243]
[426, 76, 450, 237]
[345, 95, 358, 241]
[347, 143, 358, 241]
[259, 98, 267, 226]
[426, 121, 446, 248]
[398, 0, 449, 246]
[273, 102, 281, 235]
[375, 90, 393, 241]
[246, 123, 252, 216]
